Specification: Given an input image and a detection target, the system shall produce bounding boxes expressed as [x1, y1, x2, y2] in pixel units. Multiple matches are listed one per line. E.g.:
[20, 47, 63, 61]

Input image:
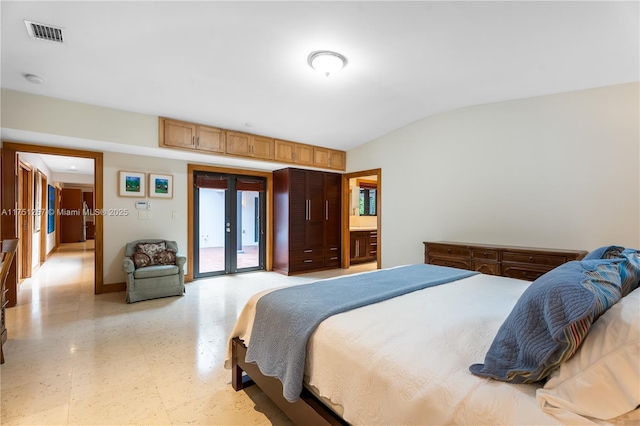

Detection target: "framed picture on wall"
[119, 171, 145, 197]
[148, 173, 173, 199]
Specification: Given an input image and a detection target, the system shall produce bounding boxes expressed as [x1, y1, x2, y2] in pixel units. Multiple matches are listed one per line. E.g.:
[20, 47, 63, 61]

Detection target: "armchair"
[123, 239, 186, 303]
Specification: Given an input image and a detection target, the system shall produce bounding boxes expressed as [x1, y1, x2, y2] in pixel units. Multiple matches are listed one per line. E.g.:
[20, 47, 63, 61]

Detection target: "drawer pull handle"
[303, 260, 313, 263]
[483, 252, 488, 258]
[304, 250, 313, 253]
[330, 257, 338, 260]
[447, 249, 451, 254]
[330, 247, 338, 251]
[529, 256, 535, 262]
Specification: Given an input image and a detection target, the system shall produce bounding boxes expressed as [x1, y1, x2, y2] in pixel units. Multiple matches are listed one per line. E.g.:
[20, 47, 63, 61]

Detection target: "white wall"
[103, 152, 188, 285]
[347, 82, 640, 268]
[1, 89, 157, 149]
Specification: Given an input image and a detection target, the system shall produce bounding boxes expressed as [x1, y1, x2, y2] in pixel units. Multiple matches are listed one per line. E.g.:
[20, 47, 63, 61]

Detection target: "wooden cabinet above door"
[160, 118, 225, 154]
[226, 131, 274, 161]
[313, 147, 346, 170]
[274, 140, 314, 166]
[162, 119, 196, 149]
[159, 117, 345, 170]
[197, 125, 225, 153]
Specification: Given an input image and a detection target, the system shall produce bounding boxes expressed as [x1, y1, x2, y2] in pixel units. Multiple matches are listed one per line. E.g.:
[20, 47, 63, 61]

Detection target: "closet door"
[288, 169, 307, 251]
[305, 171, 325, 249]
[324, 173, 341, 266]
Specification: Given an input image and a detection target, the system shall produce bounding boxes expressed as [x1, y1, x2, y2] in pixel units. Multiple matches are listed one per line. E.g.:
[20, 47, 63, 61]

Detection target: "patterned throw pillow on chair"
[136, 242, 166, 264]
[153, 250, 176, 265]
[131, 252, 152, 269]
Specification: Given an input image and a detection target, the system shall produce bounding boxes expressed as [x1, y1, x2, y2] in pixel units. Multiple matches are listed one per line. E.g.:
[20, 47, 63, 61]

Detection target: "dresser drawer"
[324, 246, 340, 257]
[427, 244, 471, 258]
[428, 257, 471, 270]
[502, 252, 565, 267]
[502, 264, 550, 281]
[289, 256, 325, 272]
[472, 249, 499, 261]
[290, 249, 324, 264]
[324, 255, 341, 268]
[473, 261, 500, 275]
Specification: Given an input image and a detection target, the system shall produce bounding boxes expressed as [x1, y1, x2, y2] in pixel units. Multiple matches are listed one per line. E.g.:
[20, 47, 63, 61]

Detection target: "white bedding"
[225, 271, 632, 425]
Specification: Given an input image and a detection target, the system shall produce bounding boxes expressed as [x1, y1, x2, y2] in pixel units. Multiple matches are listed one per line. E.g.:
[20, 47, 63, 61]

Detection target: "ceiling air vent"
[24, 20, 65, 43]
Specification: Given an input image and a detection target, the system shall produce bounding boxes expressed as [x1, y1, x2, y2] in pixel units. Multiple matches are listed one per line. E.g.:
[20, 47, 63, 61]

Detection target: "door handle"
[325, 200, 328, 220]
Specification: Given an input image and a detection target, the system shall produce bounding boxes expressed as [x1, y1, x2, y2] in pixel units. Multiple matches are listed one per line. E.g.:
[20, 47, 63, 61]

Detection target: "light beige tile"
[1, 373, 72, 420]
[70, 353, 153, 400]
[67, 376, 166, 425]
[166, 386, 282, 425]
[1, 403, 70, 425]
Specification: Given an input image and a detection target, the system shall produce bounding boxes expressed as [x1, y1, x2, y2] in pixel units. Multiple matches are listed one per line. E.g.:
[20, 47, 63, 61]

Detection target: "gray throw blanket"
[245, 264, 478, 402]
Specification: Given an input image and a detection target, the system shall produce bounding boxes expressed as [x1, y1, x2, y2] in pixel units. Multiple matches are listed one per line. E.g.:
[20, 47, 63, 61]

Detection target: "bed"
[225, 253, 640, 425]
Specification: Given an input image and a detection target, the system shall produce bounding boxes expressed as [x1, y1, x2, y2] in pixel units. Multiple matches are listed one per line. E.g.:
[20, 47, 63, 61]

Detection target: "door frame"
[1, 142, 104, 307]
[341, 168, 382, 269]
[39, 171, 48, 264]
[17, 160, 33, 280]
[186, 164, 273, 282]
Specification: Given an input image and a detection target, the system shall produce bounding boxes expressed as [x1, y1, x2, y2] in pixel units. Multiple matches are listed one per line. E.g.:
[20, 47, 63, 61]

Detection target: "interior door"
[193, 172, 265, 277]
[60, 188, 84, 243]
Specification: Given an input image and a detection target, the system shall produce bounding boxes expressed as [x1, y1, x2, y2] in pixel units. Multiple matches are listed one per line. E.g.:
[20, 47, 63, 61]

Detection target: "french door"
[193, 172, 266, 277]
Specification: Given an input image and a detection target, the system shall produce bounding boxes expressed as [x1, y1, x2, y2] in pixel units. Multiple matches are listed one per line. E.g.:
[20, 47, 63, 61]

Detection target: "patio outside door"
[193, 172, 266, 277]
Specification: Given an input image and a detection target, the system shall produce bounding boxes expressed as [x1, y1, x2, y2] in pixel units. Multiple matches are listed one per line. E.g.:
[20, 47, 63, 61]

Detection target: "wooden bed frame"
[231, 337, 347, 426]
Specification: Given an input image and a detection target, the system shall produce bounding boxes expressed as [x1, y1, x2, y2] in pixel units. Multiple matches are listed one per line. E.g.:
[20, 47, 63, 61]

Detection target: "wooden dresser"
[423, 241, 588, 281]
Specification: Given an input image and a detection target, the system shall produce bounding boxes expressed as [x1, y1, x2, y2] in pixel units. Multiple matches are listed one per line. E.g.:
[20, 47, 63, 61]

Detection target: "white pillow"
[536, 287, 640, 421]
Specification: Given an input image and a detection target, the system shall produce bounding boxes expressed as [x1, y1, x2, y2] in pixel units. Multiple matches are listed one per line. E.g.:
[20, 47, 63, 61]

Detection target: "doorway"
[1, 143, 104, 308]
[193, 171, 266, 277]
[341, 168, 382, 270]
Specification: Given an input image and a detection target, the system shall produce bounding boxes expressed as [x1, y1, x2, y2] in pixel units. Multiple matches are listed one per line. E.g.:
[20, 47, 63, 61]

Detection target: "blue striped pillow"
[585, 246, 640, 296]
[470, 259, 622, 383]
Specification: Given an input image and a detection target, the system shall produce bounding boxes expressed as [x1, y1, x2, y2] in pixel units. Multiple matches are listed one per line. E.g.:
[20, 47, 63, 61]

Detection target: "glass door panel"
[236, 176, 265, 271]
[194, 172, 265, 278]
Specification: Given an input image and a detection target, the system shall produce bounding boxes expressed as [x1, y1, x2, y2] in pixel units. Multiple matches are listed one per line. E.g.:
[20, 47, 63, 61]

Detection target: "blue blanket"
[245, 264, 478, 402]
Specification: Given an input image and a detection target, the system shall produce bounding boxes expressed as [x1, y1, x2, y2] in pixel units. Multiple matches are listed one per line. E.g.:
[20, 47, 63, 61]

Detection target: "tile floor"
[1, 241, 375, 425]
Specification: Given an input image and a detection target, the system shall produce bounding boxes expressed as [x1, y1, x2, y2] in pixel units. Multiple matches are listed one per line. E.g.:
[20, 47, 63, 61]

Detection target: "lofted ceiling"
[1, 1, 638, 154]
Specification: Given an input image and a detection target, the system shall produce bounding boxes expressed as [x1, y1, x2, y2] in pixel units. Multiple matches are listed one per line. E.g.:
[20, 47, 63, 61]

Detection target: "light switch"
[172, 211, 178, 220]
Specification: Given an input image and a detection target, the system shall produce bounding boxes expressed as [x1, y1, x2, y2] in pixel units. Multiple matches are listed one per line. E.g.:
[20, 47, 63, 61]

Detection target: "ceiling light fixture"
[24, 74, 44, 84]
[308, 51, 347, 77]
